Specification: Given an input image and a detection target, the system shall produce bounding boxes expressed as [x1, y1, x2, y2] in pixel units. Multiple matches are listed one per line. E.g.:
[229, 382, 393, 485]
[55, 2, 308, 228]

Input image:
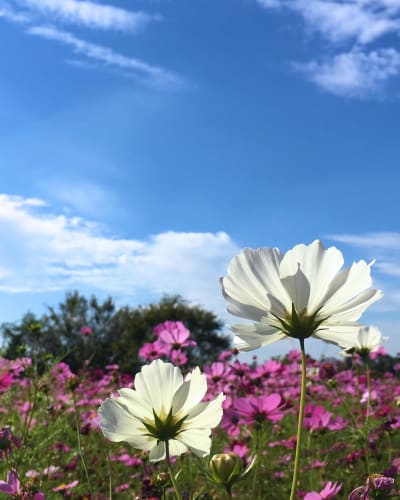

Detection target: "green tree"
[1, 292, 231, 373]
[110, 295, 231, 373]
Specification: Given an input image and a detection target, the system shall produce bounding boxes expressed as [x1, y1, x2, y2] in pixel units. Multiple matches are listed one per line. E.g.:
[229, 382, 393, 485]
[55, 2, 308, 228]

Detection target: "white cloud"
[256, 0, 400, 45]
[328, 231, 400, 311]
[256, 0, 400, 96]
[0, 194, 239, 312]
[42, 180, 119, 218]
[329, 232, 400, 249]
[14, 0, 157, 32]
[293, 0, 400, 45]
[27, 25, 183, 88]
[256, 0, 281, 8]
[0, 2, 31, 22]
[295, 48, 400, 96]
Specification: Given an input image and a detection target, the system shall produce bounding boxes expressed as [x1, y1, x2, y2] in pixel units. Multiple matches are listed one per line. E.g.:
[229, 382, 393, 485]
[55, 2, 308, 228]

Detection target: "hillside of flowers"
[0, 319, 399, 498]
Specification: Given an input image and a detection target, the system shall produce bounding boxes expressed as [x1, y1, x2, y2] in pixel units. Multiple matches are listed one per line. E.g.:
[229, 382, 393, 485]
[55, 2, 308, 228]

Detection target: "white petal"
[185, 393, 225, 428]
[280, 266, 310, 313]
[98, 398, 153, 449]
[280, 240, 344, 313]
[338, 325, 384, 351]
[172, 368, 207, 417]
[313, 325, 362, 347]
[116, 388, 153, 421]
[322, 260, 379, 315]
[232, 323, 287, 352]
[149, 442, 166, 462]
[134, 360, 183, 416]
[222, 247, 290, 316]
[177, 429, 212, 457]
[168, 439, 188, 457]
[221, 286, 270, 323]
[325, 288, 383, 323]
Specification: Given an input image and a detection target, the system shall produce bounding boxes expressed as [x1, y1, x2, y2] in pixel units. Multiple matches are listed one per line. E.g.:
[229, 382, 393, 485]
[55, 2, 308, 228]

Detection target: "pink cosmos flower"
[138, 341, 167, 361]
[349, 475, 395, 499]
[0, 469, 45, 499]
[304, 404, 348, 432]
[52, 479, 79, 492]
[155, 321, 197, 352]
[304, 481, 342, 499]
[169, 349, 188, 366]
[224, 442, 249, 459]
[80, 326, 92, 336]
[0, 470, 20, 495]
[221, 408, 242, 437]
[234, 394, 284, 428]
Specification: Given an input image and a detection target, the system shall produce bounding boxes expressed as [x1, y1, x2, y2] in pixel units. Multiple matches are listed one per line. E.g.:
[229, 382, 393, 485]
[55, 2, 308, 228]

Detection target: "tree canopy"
[1, 292, 231, 373]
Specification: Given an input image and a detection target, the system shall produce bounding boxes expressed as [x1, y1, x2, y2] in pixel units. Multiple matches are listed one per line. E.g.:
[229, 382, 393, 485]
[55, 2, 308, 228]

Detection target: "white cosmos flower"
[220, 240, 382, 351]
[98, 359, 225, 462]
[339, 325, 387, 356]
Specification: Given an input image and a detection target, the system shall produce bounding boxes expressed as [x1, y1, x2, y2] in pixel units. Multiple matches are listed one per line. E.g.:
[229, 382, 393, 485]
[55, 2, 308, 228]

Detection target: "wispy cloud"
[329, 232, 400, 250]
[256, 0, 400, 97]
[14, 0, 157, 32]
[257, 0, 400, 45]
[328, 231, 400, 311]
[294, 48, 400, 97]
[0, 194, 239, 312]
[0, 0, 180, 88]
[0, 2, 30, 23]
[293, 0, 400, 45]
[27, 25, 183, 87]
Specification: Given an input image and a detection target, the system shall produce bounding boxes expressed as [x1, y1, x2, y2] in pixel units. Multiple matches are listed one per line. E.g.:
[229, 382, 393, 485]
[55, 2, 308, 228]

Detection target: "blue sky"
[0, 0, 400, 360]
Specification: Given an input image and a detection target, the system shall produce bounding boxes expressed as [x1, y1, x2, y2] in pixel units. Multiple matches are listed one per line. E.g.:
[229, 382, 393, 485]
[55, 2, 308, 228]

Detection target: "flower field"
[0, 339, 399, 498]
[1, 240, 400, 499]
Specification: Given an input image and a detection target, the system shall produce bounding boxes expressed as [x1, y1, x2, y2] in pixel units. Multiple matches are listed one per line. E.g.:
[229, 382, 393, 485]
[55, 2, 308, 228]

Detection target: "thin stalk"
[289, 338, 307, 500]
[250, 427, 261, 499]
[71, 389, 94, 498]
[106, 447, 113, 499]
[165, 440, 182, 500]
[225, 483, 233, 499]
[364, 360, 371, 475]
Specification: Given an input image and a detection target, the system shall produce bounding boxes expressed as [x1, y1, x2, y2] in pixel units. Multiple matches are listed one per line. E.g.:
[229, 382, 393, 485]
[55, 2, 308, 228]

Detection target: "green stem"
[289, 338, 307, 500]
[251, 426, 260, 499]
[166, 440, 182, 500]
[106, 447, 113, 499]
[225, 483, 233, 499]
[364, 360, 371, 475]
[71, 389, 93, 498]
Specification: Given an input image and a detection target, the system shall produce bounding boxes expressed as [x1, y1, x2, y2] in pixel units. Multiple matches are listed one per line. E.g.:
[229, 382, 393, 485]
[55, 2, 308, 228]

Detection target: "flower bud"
[209, 453, 242, 485]
[368, 474, 395, 493]
[155, 472, 170, 488]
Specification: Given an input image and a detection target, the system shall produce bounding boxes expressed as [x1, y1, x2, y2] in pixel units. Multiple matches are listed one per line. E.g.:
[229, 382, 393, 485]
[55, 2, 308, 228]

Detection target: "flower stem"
[165, 440, 182, 500]
[225, 483, 233, 499]
[251, 427, 260, 499]
[71, 389, 93, 498]
[289, 337, 307, 500]
[364, 360, 371, 475]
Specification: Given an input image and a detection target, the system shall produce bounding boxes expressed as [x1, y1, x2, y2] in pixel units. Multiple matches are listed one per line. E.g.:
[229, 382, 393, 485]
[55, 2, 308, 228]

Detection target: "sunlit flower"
[98, 359, 225, 462]
[221, 240, 382, 351]
[339, 325, 387, 357]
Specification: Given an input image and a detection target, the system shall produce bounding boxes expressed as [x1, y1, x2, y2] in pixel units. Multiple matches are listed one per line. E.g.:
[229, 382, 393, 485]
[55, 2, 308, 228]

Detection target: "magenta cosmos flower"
[233, 394, 283, 428]
[221, 240, 382, 351]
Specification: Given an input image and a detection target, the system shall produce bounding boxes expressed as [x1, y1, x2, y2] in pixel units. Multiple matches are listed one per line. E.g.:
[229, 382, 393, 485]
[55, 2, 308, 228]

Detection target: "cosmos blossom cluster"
[0, 241, 399, 498]
[0, 337, 399, 497]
